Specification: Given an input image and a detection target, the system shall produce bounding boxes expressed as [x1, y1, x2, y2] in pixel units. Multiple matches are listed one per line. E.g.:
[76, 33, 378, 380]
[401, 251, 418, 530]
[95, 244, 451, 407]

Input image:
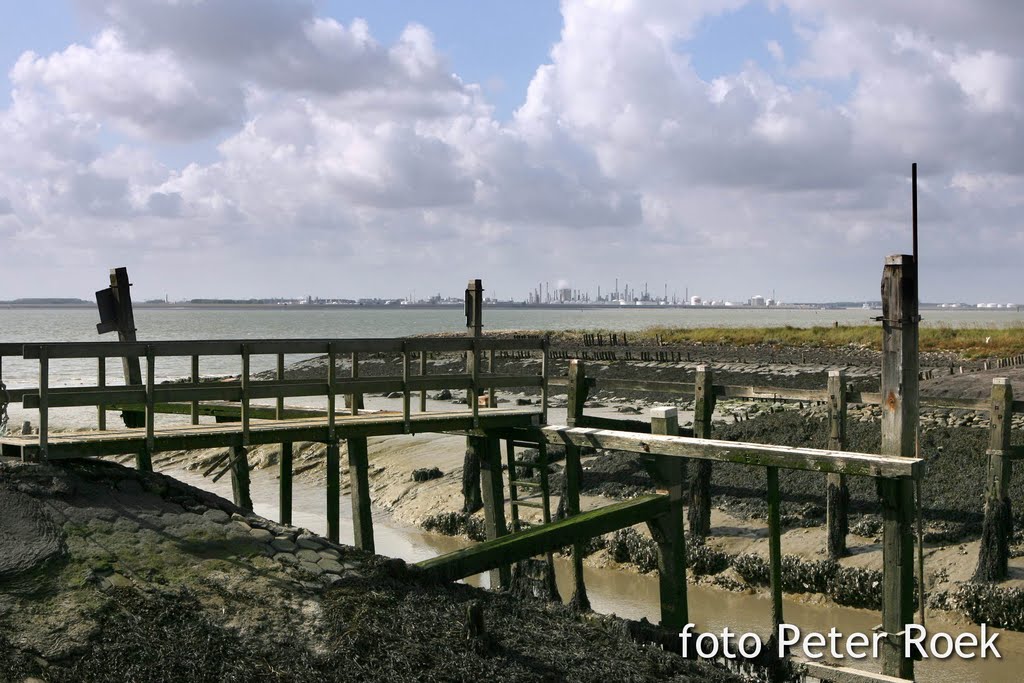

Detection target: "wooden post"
[230, 446, 253, 511]
[566, 359, 588, 428]
[565, 358, 590, 609]
[767, 466, 784, 639]
[646, 407, 688, 628]
[826, 370, 849, 559]
[190, 355, 200, 425]
[419, 351, 428, 412]
[140, 347, 154, 472]
[689, 365, 714, 538]
[326, 441, 340, 543]
[474, 435, 511, 589]
[277, 352, 293, 526]
[97, 357, 106, 430]
[564, 437, 590, 611]
[104, 267, 145, 429]
[974, 377, 1013, 581]
[878, 254, 918, 680]
[349, 352, 363, 415]
[462, 279, 484, 510]
[37, 348, 48, 459]
[348, 436, 374, 552]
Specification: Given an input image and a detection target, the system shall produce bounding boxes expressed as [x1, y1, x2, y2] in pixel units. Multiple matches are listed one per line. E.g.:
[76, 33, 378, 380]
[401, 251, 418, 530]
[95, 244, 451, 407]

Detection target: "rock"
[296, 536, 323, 551]
[317, 559, 344, 573]
[319, 548, 341, 561]
[202, 509, 230, 524]
[272, 538, 298, 552]
[515, 398, 533, 406]
[274, 553, 298, 565]
[296, 549, 321, 563]
[411, 467, 443, 483]
[0, 489, 66, 587]
[433, 389, 452, 400]
[299, 561, 324, 576]
[249, 528, 273, 542]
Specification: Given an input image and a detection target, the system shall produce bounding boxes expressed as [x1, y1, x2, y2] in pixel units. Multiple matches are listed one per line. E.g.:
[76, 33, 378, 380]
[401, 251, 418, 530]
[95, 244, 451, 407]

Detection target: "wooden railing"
[9, 336, 548, 458]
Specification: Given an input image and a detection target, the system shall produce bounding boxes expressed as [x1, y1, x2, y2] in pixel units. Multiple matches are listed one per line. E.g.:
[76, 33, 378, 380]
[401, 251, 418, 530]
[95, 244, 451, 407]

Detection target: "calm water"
[2, 305, 1022, 388]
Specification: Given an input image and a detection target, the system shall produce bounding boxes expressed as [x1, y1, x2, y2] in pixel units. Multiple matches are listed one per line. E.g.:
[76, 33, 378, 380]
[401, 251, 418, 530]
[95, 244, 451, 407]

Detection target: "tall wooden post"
[878, 254, 918, 680]
[277, 353, 293, 526]
[647, 407, 688, 628]
[689, 365, 714, 538]
[348, 436, 374, 552]
[473, 435, 510, 589]
[974, 378, 1013, 581]
[767, 466, 784, 640]
[826, 370, 849, 559]
[565, 359, 590, 611]
[462, 279, 484, 512]
[99, 267, 144, 429]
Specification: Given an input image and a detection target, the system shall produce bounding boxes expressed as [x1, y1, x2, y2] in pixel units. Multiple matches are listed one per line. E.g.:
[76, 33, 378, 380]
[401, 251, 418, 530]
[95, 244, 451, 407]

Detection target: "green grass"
[538, 324, 1024, 359]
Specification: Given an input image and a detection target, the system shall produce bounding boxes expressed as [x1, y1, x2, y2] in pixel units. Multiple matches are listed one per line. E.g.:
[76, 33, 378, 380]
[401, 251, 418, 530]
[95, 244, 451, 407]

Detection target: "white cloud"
[0, 0, 1022, 301]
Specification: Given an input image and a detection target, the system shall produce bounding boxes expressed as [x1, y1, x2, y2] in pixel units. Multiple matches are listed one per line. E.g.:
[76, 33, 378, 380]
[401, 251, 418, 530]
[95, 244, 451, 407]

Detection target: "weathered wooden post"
[95, 267, 148, 470]
[565, 359, 590, 611]
[826, 370, 849, 559]
[689, 365, 714, 538]
[878, 254, 918, 680]
[767, 466, 784, 644]
[95, 268, 144, 429]
[276, 352, 293, 526]
[229, 447, 253, 511]
[477, 435, 511, 589]
[462, 279, 484, 513]
[647, 407, 688, 628]
[974, 377, 1013, 581]
[348, 436, 374, 552]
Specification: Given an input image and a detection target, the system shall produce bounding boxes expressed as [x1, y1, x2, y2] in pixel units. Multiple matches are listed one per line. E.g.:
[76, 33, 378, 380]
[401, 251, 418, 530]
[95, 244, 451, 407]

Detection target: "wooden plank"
[97, 357, 106, 430]
[348, 436, 374, 552]
[107, 267, 144, 430]
[878, 253, 917, 680]
[23, 386, 148, 409]
[566, 360, 588, 427]
[716, 385, 828, 402]
[418, 494, 670, 583]
[38, 348, 48, 458]
[540, 426, 923, 479]
[191, 355, 200, 425]
[241, 345, 251, 447]
[141, 348, 154, 471]
[419, 351, 427, 412]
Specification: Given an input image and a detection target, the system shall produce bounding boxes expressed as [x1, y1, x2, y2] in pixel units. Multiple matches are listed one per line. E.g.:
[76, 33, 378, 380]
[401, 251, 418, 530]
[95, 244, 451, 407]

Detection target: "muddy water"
[168, 466, 1024, 682]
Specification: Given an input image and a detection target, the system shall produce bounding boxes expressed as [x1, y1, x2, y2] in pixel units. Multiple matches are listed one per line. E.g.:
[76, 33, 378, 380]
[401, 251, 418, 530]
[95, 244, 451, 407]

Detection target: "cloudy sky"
[1, 1, 1022, 303]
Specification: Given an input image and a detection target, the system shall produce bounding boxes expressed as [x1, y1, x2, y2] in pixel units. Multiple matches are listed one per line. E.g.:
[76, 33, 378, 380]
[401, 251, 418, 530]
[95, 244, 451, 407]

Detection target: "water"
[2, 305, 1022, 389]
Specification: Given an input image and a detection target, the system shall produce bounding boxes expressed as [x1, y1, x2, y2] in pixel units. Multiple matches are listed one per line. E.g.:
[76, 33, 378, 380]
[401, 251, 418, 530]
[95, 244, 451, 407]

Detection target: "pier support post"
[878, 254, 918, 680]
[279, 442, 293, 526]
[462, 279, 484, 512]
[564, 359, 591, 611]
[646, 407, 688, 629]
[474, 435, 511, 590]
[975, 378, 1013, 581]
[348, 436, 375, 552]
[326, 442, 341, 543]
[689, 365, 714, 538]
[826, 370, 849, 559]
[230, 446, 252, 512]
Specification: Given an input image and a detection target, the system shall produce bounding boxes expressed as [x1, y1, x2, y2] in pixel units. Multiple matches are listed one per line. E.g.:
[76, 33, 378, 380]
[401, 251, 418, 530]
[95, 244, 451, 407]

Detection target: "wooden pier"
[3, 260, 1001, 683]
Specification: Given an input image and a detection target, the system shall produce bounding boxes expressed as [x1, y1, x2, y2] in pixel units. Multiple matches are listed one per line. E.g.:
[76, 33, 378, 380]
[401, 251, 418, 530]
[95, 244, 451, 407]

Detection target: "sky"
[1, 1, 1022, 303]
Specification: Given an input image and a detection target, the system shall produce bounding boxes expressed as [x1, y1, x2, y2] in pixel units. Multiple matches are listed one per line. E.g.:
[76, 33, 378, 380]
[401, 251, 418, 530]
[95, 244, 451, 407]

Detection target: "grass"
[539, 324, 1024, 359]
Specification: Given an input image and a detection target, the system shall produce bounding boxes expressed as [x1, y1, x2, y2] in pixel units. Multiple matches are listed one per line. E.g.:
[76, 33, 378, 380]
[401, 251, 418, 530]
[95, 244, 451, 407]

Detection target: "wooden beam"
[106, 267, 144, 430]
[417, 494, 670, 582]
[975, 378, 1013, 581]
[689, 366, 714, 538]
[279, 442, 293, 526]
[540, 426, 922, 479]
[229, 446, 252, 511]
[767, 466, 783, 638]
[878, 254, 918, 680]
